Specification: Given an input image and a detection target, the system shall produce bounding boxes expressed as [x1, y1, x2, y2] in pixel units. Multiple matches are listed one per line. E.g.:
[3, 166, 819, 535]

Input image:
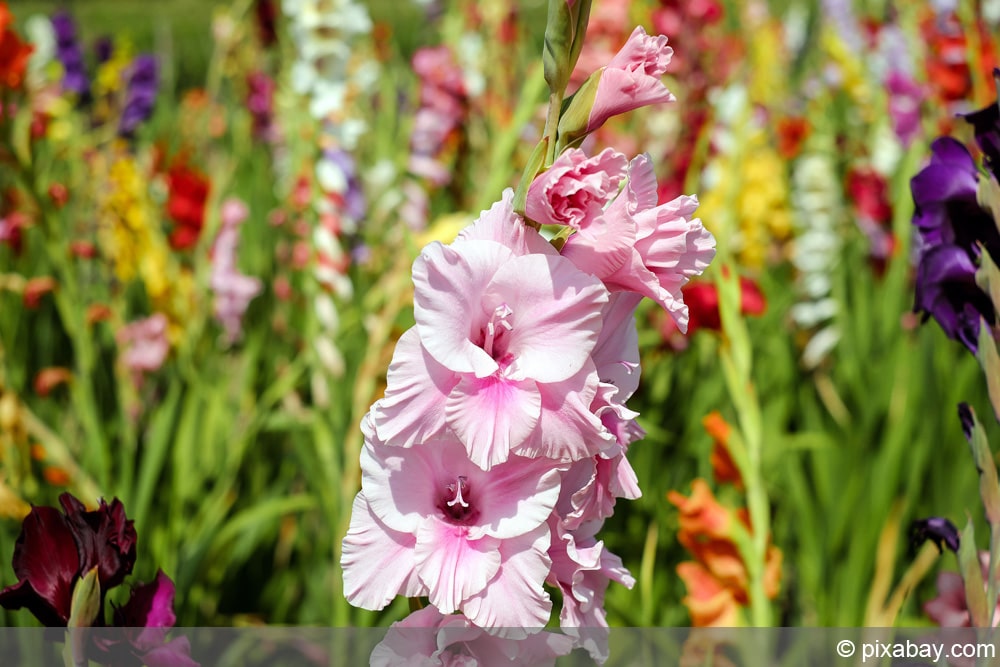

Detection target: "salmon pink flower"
[342, 434, 561, 633]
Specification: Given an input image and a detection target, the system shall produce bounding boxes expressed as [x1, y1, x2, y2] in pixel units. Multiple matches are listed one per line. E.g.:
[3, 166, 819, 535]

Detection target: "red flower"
[166, 164, 210, 250]
[0, 3, 33, 90]
[657, 276, 767, 347]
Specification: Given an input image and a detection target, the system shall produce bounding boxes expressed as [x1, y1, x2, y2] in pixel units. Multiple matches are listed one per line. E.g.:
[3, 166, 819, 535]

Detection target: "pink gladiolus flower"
[925, 551, 1000, 627]
[342, 433, 561, 633]
[548, 518, 635, 662]
[585, 26, 675, 134]
[117, 314, 169, 380]
[525, 148, 628, 229]
[211, 197, 262, 343]
[371, 606, 574, 666]
[560, 153, 716, 332]
[371, 191, 612, 469]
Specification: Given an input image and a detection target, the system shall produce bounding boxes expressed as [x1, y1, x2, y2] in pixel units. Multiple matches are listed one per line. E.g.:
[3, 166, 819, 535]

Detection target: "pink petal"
[361, 441, 439, 533]
[590, 292, 642, 397]
[471, 454, 563, 540]
[560, 207, 636, 280]
[341, 493, 422, 610]
[415, 519, 502, 614]
[413, 240, 514, 377]
[371, 327, 458, 447]
[515, 364, 615, 463]
[461, 523, 553, 636]
[446, 374, 542, 470]
[485, 253, 607, 383]
[457, 189, 557, 257]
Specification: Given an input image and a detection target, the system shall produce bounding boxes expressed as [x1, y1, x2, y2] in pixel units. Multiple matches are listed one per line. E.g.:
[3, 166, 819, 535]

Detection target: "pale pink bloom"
[211, 197, 262, 343]
[370, 606, 574, 667]
[524, 148, 628, 229]
[585, 26, 675, 134]
[371, 193, 611, 469]
[548, 519, 634, 662]
[925, 552, 1000, 628]
[117, 313, 170, 378]
[341, 434, 560, 632]
[561, 154, 716, 332]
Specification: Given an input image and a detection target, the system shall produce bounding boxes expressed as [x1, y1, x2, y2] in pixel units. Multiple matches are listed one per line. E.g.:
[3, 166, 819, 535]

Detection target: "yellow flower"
[699, 130, 792, 268]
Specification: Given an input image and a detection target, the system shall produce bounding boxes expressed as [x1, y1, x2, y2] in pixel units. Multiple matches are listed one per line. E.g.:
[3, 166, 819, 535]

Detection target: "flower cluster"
[0, 493, 196, 666]
[342, 23, 715, 655]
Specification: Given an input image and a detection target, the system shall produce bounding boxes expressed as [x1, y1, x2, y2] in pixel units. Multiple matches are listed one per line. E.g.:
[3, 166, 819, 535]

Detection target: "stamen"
[446, 476, 470, 508]
[482, 303, 513, 358]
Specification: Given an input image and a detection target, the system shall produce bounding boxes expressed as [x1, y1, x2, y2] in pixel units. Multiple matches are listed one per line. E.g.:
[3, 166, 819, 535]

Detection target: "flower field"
[1, 0, 1000, 661]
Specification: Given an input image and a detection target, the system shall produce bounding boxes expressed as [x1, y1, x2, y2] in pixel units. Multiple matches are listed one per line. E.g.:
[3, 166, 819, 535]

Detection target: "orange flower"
[0, 3, 33, 90]
[776, 116, 810, 160]
[677, 561, 742, 627]
[34, 367, 72, 397]
[22, 277, 57, 309]
[43, 466, 71, 486]
[703, 411, 742, 489]
[669, 479, 783, 625]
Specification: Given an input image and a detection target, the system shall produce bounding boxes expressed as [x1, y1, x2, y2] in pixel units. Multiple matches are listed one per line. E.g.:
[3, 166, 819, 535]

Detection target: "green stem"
[988, 524, 1000, 626]
[542, 91, 563, 167]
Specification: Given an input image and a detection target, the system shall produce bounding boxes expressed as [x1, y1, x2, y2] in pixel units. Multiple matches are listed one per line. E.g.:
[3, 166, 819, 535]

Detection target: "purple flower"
[51, 12, 90, 99]
[910, 517, 960, 554]
[886, 69, 924, 148]
[914, 244, 995, 352]
[911, 138, 1000, 260]
[0, 494, 137, 626]
[119, 55, 159, 136]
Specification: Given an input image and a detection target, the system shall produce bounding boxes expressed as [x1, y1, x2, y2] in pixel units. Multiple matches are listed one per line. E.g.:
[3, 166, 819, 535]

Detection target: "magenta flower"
[342, 434, 561, 632]
[583, 26, 675, 135]
[525, 148, 628, 230]
[370, 606, 574, 666]
[94, 571, 198, 667]
[925, 552, 1000, 628]
[556, 153, 716, 331]
[0, 494, 136, 627]
[371, 191, 611, 469]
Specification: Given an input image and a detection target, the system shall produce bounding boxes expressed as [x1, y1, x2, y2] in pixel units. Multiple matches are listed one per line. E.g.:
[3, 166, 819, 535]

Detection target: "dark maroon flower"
[913, 244, 995, 353]
[0, 493, 137, 626]
[910, 517, 960, 554]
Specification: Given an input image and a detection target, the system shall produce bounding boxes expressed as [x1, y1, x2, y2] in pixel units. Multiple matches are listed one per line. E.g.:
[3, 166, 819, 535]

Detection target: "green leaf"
[68, 566, 101, 629]
[513, 137, 549, 219]
[959, 518, 990, 627]
[976, 321, 1000, 423]
[964, 403, 1000, 526]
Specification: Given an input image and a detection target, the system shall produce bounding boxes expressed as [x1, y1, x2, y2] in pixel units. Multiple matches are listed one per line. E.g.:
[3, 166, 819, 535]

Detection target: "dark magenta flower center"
[438, 476, 478, 525]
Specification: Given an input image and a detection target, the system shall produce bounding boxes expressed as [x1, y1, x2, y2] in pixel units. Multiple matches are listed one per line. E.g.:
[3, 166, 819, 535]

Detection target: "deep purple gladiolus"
[910, 134, 1000, 353]
[913, 244, 995, 353]
[119, 55, 159, 136]
[51, 11, 90, 99]
[910, 517, 961, 554]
